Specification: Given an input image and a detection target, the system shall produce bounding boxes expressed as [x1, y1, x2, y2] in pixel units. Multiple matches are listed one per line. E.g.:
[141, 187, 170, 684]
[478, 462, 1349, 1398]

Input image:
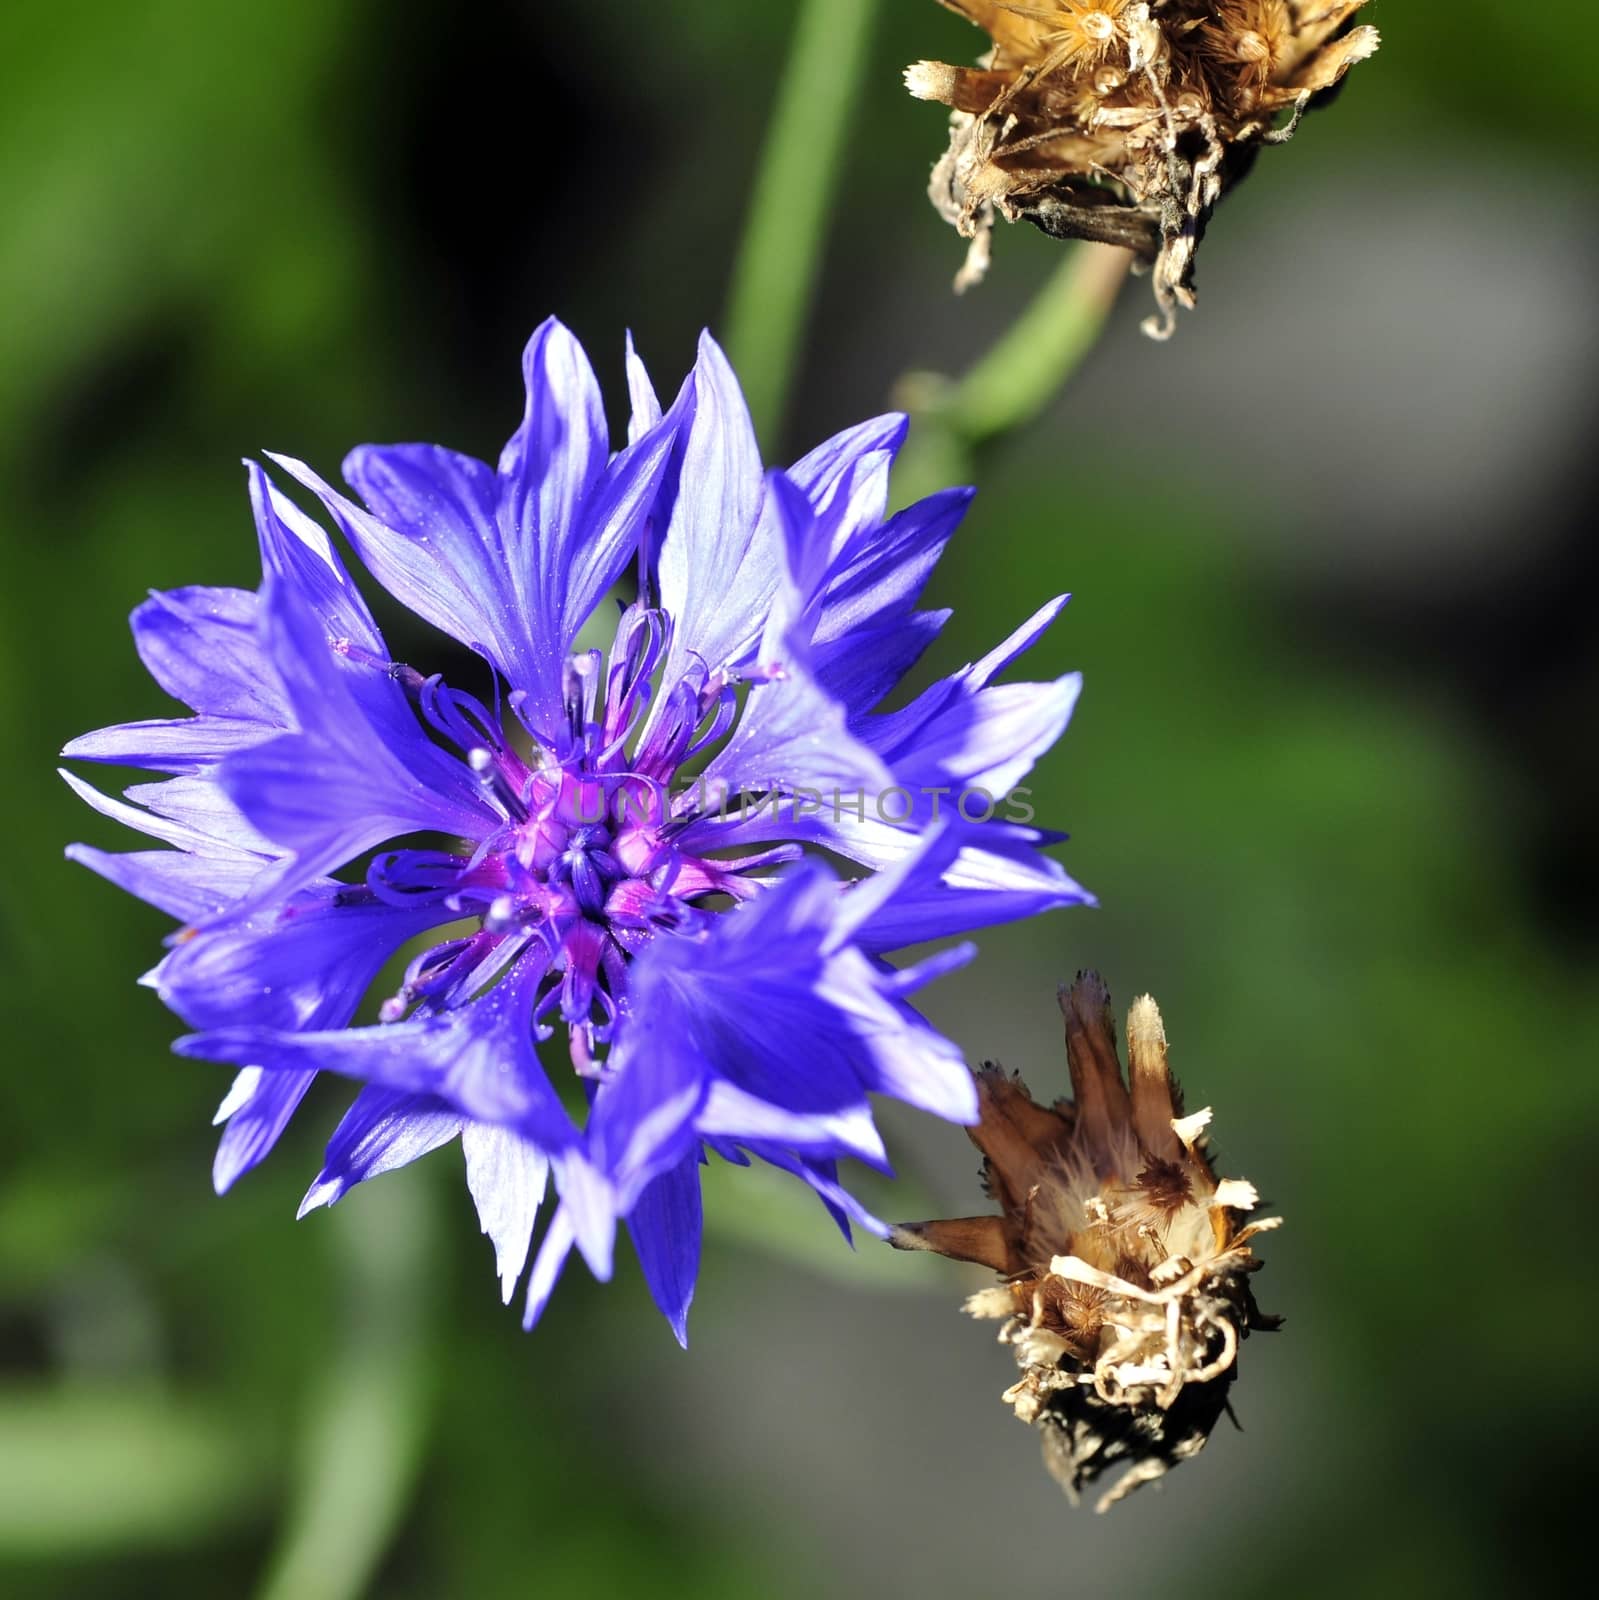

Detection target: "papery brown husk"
[891, 972, 1281, 1510]
[908, 2, 1380, 334]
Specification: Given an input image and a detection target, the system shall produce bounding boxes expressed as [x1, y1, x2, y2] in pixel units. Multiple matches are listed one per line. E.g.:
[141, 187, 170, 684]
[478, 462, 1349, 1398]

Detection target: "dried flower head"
[908, 2, 1381, 334]
[891, 972, 1281, 1509]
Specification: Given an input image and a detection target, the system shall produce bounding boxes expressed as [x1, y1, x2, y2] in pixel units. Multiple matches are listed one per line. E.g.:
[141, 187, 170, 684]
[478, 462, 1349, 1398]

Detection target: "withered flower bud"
[891, 973, 1281, 1510]
[908, 2, 1381, 335]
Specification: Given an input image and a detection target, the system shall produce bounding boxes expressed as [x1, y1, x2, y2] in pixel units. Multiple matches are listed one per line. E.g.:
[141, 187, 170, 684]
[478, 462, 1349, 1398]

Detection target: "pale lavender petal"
[652, 332, 768, 676]
[62, 716, 280, 776]
[65, 845, 264, 922]
[463, 1121, 550, 1304]
[521, 1207, 575, 1331]
[624, 331, 662, 446]
[59, 769, 271, 861]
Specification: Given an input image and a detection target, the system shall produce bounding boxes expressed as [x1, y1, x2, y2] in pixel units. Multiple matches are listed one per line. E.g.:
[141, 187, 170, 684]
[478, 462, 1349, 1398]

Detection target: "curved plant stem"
[892, 242, 1135, 504]
[724, 0, 881, 444]
[943, 243, 1134, 445]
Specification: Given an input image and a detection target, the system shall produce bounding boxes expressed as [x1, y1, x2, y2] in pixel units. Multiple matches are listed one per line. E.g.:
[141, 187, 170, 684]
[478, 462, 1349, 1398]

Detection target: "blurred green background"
[3, 2, 1596, 1595]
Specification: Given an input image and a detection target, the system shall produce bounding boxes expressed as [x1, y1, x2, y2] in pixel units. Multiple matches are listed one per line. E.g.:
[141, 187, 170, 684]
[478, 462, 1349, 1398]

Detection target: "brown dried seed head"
[891, 972, 1282, 1510]
[911, 1, 1381, 335]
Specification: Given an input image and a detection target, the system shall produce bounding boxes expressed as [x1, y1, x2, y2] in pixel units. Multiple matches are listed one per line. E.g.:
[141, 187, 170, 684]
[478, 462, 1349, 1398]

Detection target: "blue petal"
[513, 1153, 624, 1327]
[821, 950, 977, 1123]
[814, 486, 970, 646]
[610, 862, 978, 1171]
[586, 1008, 708, 1210]
[841, 823, 1096, 951]
[662, 873, 883, 1124]
[786, 413, 907, 530]
[298, 1086, 464, 1214]
[272, 321, 681, 746]
[681, 804, 1087, 953]
[247, 463, 389, 667]
[128, 585, 286, 723]
[625, 1148, 702, 1348]
[501, 322, 683, 733]
[151, 884, 449, 1033]
[123, 775, 285, 857]
[810, 489, 970, 713]
[624, 336, 686, 591]
[771, 442, 970, 719]
[804, 831, 980, 1123]
[741, 1144, 890, 1244]
[275, 442, 507, 675]
[516, 414, 683, 744]
[60, 497, 404, 789]
[217, 572, 493, 896]
[248, 463, 490, 825]
[880, 673, 1083, 803]
[498, 317, 608, 555]
[175, 957, 582, 1154]
[698, 656, 894, 806]
[463, 1121, 550, 1304]
[549, 1152, 616, 1282]
[156, 885, 455, 1193]
[694, 1082, 889, 1169]
[213, 1068, 318, 1195]
[864, 594, 1069, 767]
[784, 417, 907, 608]
[815, 609, 949, 720]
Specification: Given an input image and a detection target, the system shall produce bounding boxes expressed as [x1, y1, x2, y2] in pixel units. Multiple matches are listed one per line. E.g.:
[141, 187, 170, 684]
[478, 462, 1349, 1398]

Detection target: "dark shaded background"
[2, 2, 1596, 1595]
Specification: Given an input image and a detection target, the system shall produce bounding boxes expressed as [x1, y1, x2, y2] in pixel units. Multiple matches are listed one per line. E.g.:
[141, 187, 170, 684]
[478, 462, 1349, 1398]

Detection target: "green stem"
[890, 243, 1134, 506]
[724, 0, 881, 444]
[945, 243, 1134, 445]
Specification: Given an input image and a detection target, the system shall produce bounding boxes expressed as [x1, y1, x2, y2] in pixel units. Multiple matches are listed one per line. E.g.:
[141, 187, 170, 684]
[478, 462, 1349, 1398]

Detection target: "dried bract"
[891, 972, 1281, 1510]
[908, 2, 1380, 334]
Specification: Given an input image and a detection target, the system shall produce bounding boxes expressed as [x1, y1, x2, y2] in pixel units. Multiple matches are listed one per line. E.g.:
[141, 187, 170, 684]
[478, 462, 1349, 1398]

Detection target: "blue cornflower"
[62, 320, 1089, 1341]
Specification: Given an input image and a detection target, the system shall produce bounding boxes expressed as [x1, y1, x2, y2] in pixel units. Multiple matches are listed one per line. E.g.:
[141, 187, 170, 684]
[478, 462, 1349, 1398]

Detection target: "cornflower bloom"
[64, 321, 1089, 1340]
